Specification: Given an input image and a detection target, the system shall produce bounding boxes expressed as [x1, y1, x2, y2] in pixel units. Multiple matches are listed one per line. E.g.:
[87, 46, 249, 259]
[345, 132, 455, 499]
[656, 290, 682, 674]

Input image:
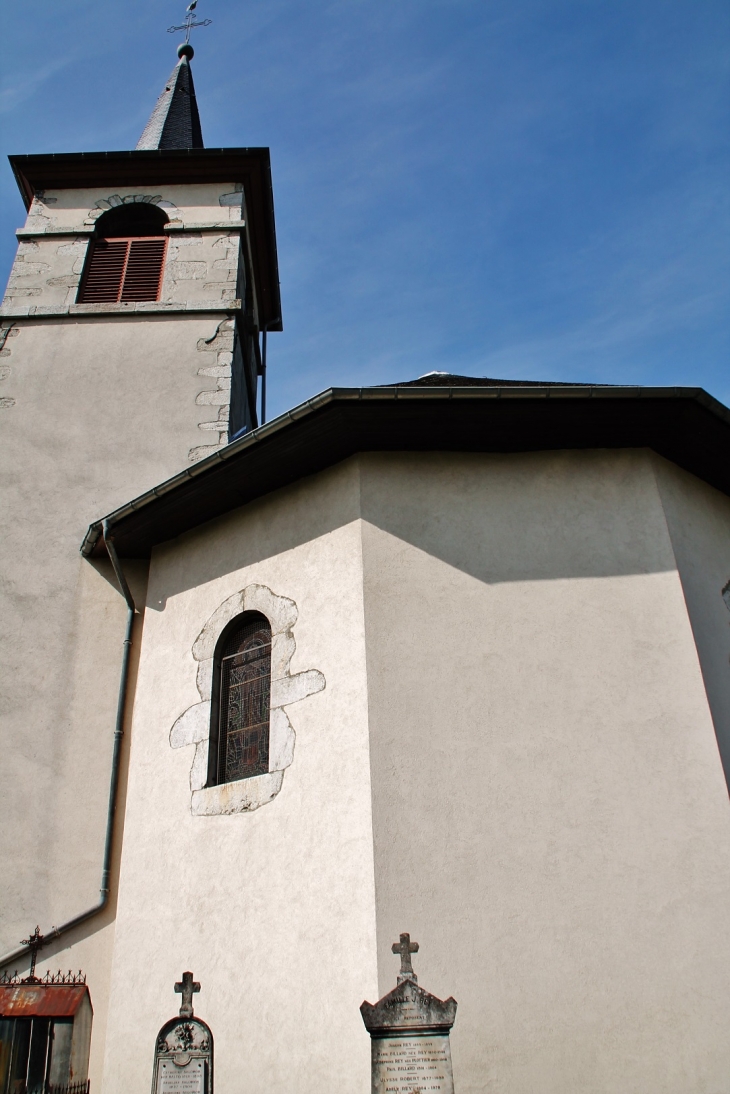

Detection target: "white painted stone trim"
[190, 316, 236, 461]
[84, 195, 181, 227]
[0, 324, 18, 408]
[170, 584, 326, 816]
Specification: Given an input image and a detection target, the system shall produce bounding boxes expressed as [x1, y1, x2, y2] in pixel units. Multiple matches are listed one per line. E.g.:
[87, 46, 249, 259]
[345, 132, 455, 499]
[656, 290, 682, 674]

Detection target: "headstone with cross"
[152, 973, 213, 1094]
[361, 933, 458, 1094]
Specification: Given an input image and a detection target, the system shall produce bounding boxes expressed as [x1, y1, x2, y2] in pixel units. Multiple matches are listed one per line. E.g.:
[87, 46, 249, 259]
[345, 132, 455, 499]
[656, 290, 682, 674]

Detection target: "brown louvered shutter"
[77, 236, 167, 304]
[77, 240, 128, 302]
[120, 239, 167, 301]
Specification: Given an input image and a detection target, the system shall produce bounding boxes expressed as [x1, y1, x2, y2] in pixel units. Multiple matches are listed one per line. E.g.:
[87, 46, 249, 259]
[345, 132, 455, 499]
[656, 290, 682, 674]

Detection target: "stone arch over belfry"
[84, 194, 181, 228]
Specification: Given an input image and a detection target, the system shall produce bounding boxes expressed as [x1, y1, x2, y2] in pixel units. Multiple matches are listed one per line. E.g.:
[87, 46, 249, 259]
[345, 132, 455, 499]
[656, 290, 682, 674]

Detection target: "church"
[1, 28, 730, 1094]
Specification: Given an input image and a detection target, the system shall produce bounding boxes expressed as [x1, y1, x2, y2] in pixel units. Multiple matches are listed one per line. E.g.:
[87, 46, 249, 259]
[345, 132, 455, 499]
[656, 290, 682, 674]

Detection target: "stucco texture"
[654, 455, 730, 781]
[359, 450, 730, 1093]
[97, 450, 730, 1093]
[0, 310, 235, 952]
[102, 463, 378, 1094]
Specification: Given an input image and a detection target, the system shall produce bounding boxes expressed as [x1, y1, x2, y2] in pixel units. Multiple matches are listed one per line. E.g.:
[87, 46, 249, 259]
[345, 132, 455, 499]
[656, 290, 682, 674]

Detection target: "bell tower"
[1, 38, 281, 462]
[0, 32, 281, 961]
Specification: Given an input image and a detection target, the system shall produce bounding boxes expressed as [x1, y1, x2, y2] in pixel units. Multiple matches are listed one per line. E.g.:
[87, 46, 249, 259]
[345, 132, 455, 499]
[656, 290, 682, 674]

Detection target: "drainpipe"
[0, 522, 136, 971]
[260, 319, 280, 427]
[261, 329, 267, 426]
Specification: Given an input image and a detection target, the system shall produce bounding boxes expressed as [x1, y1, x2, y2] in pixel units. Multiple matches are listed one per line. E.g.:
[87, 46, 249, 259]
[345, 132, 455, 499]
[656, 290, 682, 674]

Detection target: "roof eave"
[81, 384, 730, 560]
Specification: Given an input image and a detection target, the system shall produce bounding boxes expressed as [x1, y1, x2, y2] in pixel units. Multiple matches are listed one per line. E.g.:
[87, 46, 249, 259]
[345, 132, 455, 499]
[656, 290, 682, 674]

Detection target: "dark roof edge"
[80, 383, 727, 558]
[9, 147, 275, 208]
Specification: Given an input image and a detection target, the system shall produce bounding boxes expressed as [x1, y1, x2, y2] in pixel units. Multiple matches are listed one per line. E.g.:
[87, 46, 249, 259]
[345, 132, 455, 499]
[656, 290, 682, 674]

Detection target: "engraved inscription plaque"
[152, 973, 213, 1094]
[372, 1033, 454, 1094]
[157, 1058, 206, 1094]
[361, 935, 458, 1094]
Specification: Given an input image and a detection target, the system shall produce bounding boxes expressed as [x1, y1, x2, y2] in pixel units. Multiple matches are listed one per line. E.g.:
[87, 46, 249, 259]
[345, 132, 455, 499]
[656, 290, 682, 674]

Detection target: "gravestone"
[361, 934, 457, 1094]
[151, 972, 213, 1094]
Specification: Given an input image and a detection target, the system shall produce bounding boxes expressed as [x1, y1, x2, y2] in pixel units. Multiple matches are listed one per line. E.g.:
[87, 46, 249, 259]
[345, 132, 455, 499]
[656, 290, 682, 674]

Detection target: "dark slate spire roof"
[136, 45, 204, 150]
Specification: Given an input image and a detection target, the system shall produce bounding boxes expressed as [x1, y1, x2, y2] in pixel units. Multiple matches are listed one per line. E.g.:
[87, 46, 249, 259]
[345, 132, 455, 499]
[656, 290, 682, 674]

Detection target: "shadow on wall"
[138, 448, 678, 611]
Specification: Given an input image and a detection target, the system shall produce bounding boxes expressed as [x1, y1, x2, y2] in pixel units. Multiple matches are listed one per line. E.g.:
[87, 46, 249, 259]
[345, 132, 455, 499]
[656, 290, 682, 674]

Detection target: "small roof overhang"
[8, 148, 282, 330]
[81, 384, 730, 561]
[0, 984, 92, 1019]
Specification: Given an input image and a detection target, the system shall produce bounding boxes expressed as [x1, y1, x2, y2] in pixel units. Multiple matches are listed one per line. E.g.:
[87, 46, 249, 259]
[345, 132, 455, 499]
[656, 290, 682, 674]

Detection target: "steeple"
[136, 43, 204, 150]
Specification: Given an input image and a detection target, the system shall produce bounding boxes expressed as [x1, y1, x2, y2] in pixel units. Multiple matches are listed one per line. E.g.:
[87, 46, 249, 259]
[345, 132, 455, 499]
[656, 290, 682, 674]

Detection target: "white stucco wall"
[359, 449, 730, 1093]
[1, 280, 242, 961]
[654, 455, 730, 784]
[7, 445, 730, 1092]
[102, 461, 378, 1094]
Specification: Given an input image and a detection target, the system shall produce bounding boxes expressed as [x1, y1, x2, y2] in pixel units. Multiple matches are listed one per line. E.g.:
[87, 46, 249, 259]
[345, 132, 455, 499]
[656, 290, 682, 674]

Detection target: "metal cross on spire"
[168, 1, 212, 45]
[392, 932, 419, 984]
[175, 971, 201, 1018]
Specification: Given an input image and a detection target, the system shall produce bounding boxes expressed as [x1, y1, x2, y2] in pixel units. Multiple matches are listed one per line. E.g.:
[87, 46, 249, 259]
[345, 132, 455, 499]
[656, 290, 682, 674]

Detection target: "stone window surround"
[4, 190, 245, 322]
[18, 187, 245, 238]
[170, 584, 326, 816]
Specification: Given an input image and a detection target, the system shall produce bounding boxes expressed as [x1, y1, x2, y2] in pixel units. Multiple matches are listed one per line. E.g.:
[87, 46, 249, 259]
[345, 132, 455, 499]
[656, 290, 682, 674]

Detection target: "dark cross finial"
[168, 0, 212, 48]
[174, 971, 201, 1018]
[20, 926, 46, 982]
[392, 932, 419, 984]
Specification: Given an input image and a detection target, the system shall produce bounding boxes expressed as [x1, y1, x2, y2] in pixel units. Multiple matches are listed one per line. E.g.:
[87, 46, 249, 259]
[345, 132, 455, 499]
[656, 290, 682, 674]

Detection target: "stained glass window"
[215, 614, 271, 784]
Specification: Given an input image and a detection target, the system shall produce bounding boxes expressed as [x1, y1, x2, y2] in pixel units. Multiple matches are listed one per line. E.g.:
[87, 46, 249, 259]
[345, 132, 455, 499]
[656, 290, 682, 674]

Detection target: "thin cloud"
[0, 55, 76, 115]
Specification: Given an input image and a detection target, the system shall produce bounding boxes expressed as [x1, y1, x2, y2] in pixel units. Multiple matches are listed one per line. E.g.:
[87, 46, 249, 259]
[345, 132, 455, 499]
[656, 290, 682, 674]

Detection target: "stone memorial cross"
[175, 972, 201, 1018]
[392, 933, 419, 983]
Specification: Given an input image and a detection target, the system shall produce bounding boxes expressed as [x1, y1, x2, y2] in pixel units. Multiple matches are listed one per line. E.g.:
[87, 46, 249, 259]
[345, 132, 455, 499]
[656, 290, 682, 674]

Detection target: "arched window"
[208, 613, 272, 786]
[76, 203, 169, 304]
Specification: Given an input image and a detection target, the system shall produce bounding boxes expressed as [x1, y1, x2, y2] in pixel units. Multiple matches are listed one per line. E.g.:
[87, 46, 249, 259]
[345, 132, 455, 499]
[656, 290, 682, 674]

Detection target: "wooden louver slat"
[77, 237, 167, 304]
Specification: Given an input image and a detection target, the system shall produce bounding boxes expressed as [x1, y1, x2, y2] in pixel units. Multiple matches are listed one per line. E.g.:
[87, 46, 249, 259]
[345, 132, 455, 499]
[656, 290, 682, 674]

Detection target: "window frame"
[207, 611, 273, 788]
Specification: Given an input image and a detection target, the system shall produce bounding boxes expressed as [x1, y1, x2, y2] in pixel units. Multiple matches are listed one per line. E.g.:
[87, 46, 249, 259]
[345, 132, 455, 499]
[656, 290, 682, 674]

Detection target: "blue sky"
[1, 0, 728, 419]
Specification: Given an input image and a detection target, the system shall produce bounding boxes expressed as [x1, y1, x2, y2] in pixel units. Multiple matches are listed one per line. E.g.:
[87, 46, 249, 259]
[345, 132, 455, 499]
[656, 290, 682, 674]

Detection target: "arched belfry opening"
[77, 204, 169, 304]
[93, 202, 169, 239]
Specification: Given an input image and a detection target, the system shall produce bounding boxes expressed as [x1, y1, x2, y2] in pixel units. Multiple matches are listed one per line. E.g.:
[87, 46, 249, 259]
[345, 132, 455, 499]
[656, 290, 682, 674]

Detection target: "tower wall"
[0, 180, 258, 970]
[3, 183, 249, 315]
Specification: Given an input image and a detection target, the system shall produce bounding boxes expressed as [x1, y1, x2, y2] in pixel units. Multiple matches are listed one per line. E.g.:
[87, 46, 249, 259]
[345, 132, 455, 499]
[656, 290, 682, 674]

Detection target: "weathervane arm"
[168, 19, 212, 34]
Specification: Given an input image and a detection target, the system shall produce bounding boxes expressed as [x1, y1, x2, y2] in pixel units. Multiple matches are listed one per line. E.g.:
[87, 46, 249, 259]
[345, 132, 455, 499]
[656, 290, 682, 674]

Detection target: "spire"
[136, 44, 204, 150]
